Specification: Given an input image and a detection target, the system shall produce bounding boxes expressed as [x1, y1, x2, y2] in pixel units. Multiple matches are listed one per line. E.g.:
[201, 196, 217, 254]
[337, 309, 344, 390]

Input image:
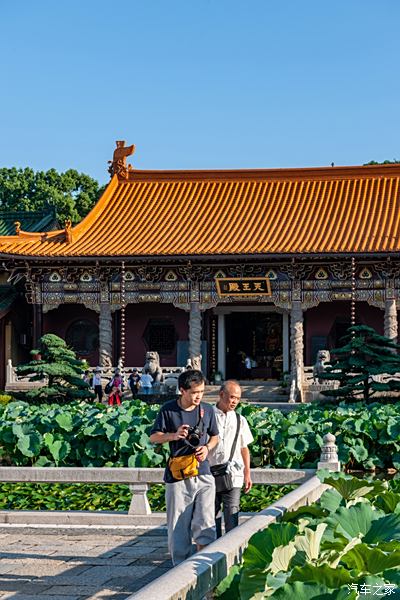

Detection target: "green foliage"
[1, 398, 399, 470]
[364, 159, 400, 165]
[319, 325, 400, 403]
[0, 394, 12, 406]
[241, 485, 295, 512]
[0, 167, 105, 224]
[0, 399, 167, 466]
[0, 482, 291, 514]
[239, 400, 400, 471]
[0, 482, 166, 512]
[14, 334, 95, 405]
[215, 474, 400, 599]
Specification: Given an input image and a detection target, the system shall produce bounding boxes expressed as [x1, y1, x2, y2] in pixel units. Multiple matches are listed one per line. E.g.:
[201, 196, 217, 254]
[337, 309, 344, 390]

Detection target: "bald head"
[217, 379, 242, 413]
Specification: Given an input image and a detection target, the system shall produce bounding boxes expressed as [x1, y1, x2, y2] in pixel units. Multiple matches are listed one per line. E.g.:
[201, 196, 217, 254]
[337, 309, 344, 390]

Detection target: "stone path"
[0, 527, 171, 599]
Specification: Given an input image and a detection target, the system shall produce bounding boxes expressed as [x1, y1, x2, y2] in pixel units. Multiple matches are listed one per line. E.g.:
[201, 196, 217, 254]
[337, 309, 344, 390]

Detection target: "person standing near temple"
[108, 368, 124, 406]
[208, 379, 253, 537]
[149, 370, 219, 565]
[139, 369, 153, 395]
[244, 355, 252, 379]
[128, 368, 141, 397]
[91, 367, 103, 403]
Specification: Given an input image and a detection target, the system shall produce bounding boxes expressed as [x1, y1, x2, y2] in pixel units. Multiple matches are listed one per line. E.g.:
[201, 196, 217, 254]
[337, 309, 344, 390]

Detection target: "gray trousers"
[165, 474, 216, 565]
[215, 487, 242, 538]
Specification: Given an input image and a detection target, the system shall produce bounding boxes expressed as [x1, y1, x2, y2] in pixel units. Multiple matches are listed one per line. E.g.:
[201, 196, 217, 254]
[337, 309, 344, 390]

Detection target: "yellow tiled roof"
[1, 164, 400, 257]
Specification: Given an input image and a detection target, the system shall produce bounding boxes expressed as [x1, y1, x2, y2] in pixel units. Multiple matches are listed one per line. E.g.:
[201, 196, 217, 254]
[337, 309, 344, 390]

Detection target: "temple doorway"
[225, 312, 283, 379]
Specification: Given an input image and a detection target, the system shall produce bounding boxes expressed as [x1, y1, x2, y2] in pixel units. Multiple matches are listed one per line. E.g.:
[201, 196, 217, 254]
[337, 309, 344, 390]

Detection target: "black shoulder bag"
[210, 413, 240, 493]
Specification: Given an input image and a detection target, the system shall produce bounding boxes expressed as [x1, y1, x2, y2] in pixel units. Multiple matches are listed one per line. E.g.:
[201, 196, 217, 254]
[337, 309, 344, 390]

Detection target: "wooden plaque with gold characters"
[215, 277, 272, 297]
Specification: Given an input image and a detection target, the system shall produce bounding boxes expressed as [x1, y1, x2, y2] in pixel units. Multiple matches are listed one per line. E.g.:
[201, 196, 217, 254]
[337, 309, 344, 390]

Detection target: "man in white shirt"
[244, 356, 252, 379]
[208, 380, 253, 537]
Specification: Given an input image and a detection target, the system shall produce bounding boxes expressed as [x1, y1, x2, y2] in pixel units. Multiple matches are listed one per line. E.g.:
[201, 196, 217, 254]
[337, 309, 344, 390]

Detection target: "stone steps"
[203, 380, 289, 404]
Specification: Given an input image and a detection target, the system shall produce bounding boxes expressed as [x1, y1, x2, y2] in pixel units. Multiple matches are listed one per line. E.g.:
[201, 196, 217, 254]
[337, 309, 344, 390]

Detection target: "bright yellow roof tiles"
[1, 164, 400, 257]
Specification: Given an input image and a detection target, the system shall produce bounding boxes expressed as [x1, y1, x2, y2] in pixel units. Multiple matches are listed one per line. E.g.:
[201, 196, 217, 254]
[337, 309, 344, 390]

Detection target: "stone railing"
[5, 359, 185, 392]
[0, 467, 315, 518]
[0, 433, 340, 522]
[129, 434, 340, 600]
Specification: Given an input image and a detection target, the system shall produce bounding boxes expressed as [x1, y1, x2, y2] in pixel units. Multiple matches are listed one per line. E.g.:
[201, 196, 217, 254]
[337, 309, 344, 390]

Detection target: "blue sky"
[1, 1, 399, 184]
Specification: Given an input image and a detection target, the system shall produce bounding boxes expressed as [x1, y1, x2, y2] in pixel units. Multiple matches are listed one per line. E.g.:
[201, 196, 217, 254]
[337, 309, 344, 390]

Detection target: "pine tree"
[320, 325, 400, 403]
[13, 334, 95, 404]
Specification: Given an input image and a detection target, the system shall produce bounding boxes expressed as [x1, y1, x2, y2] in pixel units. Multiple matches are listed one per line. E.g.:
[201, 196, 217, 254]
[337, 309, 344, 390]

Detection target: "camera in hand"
[186, 425, 201, 448]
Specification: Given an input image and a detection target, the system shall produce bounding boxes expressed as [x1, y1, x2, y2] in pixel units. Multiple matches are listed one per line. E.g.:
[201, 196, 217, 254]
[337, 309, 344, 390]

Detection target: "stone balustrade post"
[128, 483, 151, 515]
[6, 359, 15, 384]
[317, 433, 341, 472]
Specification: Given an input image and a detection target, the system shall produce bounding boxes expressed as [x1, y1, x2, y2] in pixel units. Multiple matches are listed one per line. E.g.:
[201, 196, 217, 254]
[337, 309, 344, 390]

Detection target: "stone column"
[189, 302, 202, 371]
[99, 302, 113, 369]
[384, 298, 398, 344]
[290, 300, 304, 376]
[282, 311, 289, 373]
[32, 303, 43, 347]
[217, 313, 226, 378]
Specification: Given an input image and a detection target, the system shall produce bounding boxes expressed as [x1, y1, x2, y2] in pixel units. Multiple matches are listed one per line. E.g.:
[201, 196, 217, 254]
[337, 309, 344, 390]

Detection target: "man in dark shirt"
[150, 370, 219, 565]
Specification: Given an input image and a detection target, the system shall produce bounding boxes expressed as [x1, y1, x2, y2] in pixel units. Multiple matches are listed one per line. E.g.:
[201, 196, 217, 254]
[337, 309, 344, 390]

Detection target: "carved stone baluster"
[189, 302, 202, 371]
[290, 300, 304, 401]
[290, 300, 304, 375]
[317, 433, 341, 472]
[384, 298, 398, 344]
[99, 302, 113, 369]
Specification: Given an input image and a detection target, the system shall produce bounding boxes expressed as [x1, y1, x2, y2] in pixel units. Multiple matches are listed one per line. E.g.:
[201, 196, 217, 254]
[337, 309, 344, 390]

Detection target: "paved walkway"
[0, 526, 171, 599]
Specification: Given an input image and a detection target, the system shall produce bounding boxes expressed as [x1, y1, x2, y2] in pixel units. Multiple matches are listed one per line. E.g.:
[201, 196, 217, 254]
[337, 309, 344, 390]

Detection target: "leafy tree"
[320, 325, 400, 403]
[0, 167, 106, 224]
[364, 159, 400, 165]
[13, 333, 95, 404]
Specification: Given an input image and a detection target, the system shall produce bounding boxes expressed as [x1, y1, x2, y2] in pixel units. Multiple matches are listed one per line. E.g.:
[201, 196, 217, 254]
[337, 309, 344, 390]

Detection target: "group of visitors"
[149, 370, 253, 565]
[82, 366, 155, 406]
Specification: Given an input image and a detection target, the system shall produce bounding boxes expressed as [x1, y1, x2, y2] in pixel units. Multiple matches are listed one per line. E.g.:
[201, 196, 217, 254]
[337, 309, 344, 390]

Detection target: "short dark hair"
[178, 369, 206, 390]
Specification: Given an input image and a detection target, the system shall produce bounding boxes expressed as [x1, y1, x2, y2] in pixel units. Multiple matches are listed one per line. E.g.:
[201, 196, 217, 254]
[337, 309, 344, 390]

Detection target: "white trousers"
[165, 474, 216, 565]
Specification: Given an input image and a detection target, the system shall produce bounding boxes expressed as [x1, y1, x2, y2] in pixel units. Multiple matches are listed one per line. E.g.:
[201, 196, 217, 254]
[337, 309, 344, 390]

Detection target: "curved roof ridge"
[1, 168, 400, 258]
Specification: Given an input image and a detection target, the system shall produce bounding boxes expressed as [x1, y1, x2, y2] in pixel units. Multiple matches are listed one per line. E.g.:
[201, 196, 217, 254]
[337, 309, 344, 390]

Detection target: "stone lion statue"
[143, 351, 163, 383]
[313, 350, 331, 383]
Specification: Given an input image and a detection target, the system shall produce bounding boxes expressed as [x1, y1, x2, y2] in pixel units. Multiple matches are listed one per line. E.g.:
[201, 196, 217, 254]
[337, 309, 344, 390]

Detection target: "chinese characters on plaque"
[215, 277, 272, 297]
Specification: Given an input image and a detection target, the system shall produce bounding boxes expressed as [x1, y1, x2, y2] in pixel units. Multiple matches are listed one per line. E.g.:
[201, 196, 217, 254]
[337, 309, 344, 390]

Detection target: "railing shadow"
[0, 525, 172, 599]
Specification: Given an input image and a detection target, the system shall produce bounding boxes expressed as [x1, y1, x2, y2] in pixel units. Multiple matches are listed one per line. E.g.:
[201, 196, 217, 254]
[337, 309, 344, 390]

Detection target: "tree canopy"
[363, 159, 400, 165]
[320, 325, 400, 403]
[0, 167, 106, 225]
[14, 333, 95, 405]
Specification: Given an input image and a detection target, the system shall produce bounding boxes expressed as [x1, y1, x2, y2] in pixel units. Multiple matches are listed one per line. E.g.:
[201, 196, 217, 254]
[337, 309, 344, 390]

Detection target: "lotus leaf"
[341, 543, 400, 575]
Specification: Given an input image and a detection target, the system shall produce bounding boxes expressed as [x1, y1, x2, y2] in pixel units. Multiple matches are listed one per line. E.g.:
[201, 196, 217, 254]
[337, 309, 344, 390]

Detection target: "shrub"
[13, 333, 95, 404]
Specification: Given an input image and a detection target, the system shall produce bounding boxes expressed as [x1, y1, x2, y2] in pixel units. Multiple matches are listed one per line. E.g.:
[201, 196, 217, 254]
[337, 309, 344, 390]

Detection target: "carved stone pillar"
[384, 298, 398, 344]
[189, 302, 202, 371]
[99, 302, 113, 369]
[290, 300, 304, 375]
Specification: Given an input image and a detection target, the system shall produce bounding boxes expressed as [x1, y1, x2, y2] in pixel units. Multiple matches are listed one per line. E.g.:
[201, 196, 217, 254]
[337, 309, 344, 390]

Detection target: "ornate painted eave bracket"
[108, 140, 135, 179]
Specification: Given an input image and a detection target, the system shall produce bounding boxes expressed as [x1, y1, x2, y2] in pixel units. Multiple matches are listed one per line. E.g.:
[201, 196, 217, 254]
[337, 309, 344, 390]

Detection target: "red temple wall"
[124, 303, 188, 367]
[304, 301, 384, 364]
[43, 304, 100, 366]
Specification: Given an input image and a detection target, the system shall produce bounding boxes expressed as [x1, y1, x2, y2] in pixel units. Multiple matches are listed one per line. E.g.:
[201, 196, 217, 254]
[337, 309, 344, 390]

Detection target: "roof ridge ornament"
[108, 140, 135, 179]
[64, 219, 73, 244]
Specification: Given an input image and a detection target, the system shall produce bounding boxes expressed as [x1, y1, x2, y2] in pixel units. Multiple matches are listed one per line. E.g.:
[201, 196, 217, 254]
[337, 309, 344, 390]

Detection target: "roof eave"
[1, 250, 399, 264]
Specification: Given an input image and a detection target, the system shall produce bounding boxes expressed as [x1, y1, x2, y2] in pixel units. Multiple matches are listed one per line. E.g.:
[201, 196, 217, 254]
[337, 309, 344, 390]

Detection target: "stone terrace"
[0, 526, 171, 599]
